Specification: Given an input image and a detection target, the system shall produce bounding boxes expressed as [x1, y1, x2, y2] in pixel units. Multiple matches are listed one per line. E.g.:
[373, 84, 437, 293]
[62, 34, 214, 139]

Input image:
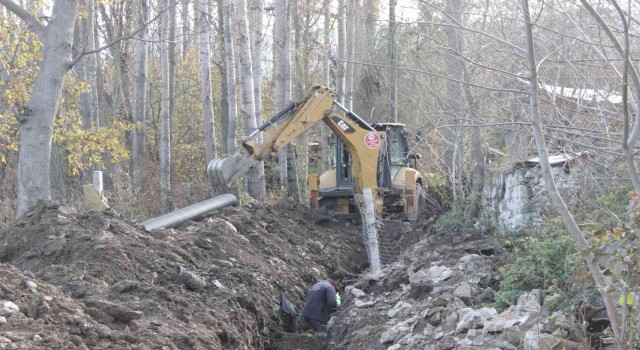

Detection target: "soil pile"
[0, 200, 367, 349]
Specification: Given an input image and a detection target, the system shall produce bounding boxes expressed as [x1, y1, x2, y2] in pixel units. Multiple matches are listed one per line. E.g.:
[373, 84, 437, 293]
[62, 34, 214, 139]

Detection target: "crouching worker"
[302, 271, 344, 333]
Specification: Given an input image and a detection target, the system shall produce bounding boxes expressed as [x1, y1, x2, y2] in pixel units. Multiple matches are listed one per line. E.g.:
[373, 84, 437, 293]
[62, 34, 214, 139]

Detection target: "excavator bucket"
[207, 154, 255, 193]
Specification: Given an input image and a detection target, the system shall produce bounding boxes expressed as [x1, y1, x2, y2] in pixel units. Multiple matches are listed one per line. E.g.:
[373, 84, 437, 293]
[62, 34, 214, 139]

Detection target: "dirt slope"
[0, 201, 367, 349]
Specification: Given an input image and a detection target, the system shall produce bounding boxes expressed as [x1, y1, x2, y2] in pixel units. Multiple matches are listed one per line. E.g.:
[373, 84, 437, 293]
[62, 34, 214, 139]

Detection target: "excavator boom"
[207, 86, 384, 210]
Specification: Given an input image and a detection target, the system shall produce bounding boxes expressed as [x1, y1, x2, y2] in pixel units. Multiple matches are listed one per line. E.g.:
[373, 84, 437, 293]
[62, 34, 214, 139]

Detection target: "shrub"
[494, 228, 582, 312]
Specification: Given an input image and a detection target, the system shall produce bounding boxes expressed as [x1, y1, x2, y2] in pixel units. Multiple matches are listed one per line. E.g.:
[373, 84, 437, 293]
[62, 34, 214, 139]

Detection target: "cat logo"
[332, 116, 355, 134]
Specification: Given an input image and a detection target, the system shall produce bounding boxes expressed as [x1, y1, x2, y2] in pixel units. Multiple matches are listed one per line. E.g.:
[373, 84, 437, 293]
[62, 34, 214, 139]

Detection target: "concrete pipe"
[139, 194, 237, 231]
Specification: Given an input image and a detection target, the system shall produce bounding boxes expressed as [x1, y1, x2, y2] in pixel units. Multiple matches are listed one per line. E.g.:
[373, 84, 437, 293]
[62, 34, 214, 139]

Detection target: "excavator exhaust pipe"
[207, 154, 255, 193]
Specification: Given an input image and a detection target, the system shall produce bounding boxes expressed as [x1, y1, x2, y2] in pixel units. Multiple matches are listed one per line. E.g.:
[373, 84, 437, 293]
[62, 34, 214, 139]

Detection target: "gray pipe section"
[139, 194, 237, 231]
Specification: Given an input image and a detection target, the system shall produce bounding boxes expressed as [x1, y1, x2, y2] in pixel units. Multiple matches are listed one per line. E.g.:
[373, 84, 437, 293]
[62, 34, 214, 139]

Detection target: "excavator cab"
[372, 123, 423, 217]
[313, 122, 424, 220]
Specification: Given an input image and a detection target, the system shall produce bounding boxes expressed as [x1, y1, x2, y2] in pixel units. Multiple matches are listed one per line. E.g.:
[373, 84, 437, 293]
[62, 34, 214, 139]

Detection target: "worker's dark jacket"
[301, 280, 338, 324]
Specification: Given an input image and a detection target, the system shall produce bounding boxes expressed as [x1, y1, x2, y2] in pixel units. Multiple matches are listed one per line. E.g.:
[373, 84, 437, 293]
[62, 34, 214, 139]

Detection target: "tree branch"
[68, 0, 178, 68]
[0, 0, 45, 39]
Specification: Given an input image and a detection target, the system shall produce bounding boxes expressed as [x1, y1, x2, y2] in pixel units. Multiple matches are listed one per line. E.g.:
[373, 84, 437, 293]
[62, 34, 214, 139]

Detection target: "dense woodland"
[3, 0, 640, 347]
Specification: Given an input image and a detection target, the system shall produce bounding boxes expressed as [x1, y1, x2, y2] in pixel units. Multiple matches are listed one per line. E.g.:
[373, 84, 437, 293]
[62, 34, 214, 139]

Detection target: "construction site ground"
[0, 200, 376, 349]
[0, 200, 593, 350]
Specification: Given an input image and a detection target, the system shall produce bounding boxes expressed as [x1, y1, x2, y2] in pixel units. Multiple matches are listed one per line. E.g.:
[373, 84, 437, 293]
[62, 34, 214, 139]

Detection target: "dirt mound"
[0, 200, 368, 349]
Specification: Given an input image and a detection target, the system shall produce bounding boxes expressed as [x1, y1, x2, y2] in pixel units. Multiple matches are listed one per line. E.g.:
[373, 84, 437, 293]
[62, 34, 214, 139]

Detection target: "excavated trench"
[0, 200, 378, 349]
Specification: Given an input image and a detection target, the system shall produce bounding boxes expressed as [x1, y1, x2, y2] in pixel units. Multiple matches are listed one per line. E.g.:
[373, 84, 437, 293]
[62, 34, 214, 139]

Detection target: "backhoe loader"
[207, 86, 425, 221]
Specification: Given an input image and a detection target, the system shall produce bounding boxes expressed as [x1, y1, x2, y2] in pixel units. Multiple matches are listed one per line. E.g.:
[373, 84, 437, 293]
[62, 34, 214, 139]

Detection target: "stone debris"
[0, 301, 18, 317]
[327, 228, 602, 350]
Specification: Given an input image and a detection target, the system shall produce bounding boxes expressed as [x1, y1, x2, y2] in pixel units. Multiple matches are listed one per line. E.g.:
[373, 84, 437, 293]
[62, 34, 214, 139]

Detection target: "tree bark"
[463, 71, 484, 227]
[336, 0, 346, 102]
[353, 0, 380, 118]
[168, 0, 177, 139]
[274, 0, 290, 193]
[443, 0, 464, 203]
[215, 0, 230, 155]
[344, 0, 355, 110]
[196, 0, 217, 163]
[5, 0, 79, 217]
[223, 0, 238, 155]
[160, 0, 173, 212]
[320, 1, 331, 172]
[253, 0, 264, 144]
[181, 0, 189, 59]
[292, 0, 310, 202]
[236, 0, 266, 201]
[388, 0, 397, 122]
[132, 0, 148, 191]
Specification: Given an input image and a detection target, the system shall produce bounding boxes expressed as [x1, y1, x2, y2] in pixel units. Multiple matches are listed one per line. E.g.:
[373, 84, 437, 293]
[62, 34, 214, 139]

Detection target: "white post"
[92, 171, 103, 196]
[363, 188, 381, 274]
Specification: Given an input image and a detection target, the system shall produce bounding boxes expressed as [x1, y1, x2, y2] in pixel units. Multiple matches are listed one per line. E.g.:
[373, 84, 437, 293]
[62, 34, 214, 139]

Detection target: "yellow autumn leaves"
[593, 227, 629, 244]
[1, 10, 131, 171]
[0, 12, 41, 163]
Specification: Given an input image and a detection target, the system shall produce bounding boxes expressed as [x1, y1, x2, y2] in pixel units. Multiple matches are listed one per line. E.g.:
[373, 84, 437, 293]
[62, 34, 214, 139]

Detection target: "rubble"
[327, 229, 604, 350]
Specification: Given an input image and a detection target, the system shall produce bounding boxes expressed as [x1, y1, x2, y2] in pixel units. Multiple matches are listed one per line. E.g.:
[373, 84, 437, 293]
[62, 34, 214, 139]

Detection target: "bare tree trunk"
[169, 1, 177, 139]
[282, 2, 297, 200]
[286, 145, 300, 201]
[160, 0, 173, 212]
[522, 0, 623, 341]
[388, 0, 397, 122]
[181, 0, 189, 59]
[443, 0, 464, 203]
[463, 74, 484, 227]
[253, 0, 264, 143]
[353, 0, 380, 117]
[236, 0, 266, 201]
[336, 0, 345, 102]
[215, 0, 230, 155]
[344, 0, 355, 110]
[223, 0, 238, 155]
[4, 0, 79, 217]
[250, 0, 267, 200]
[132, 0, 148, 191]
[274, 0, 290, 192]
[86, 0, 99, 129]
[196, 0, 217, 163]
[320, 1, 331, 172]
[293, 0, 309, 202]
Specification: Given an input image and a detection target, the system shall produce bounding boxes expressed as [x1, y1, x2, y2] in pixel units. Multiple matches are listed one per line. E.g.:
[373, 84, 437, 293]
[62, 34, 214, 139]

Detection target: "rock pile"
[328, 228, 613, 350]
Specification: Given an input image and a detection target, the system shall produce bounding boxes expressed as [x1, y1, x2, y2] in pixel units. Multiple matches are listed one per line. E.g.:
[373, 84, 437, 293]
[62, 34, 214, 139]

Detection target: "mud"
[0, 200, 367, 349]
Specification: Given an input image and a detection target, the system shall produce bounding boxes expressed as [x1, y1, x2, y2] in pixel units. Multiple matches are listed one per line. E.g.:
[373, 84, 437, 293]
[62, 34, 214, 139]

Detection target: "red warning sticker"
[364, 132, 381, 149]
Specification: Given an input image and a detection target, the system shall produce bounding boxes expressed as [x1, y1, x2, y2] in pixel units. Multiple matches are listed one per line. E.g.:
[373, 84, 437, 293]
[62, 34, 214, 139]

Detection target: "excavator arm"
[208, 86, 385, 213]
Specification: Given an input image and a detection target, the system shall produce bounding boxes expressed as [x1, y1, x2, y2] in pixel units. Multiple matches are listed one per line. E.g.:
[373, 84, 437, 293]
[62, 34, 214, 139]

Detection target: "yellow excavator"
[207, 86, 425, 221]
